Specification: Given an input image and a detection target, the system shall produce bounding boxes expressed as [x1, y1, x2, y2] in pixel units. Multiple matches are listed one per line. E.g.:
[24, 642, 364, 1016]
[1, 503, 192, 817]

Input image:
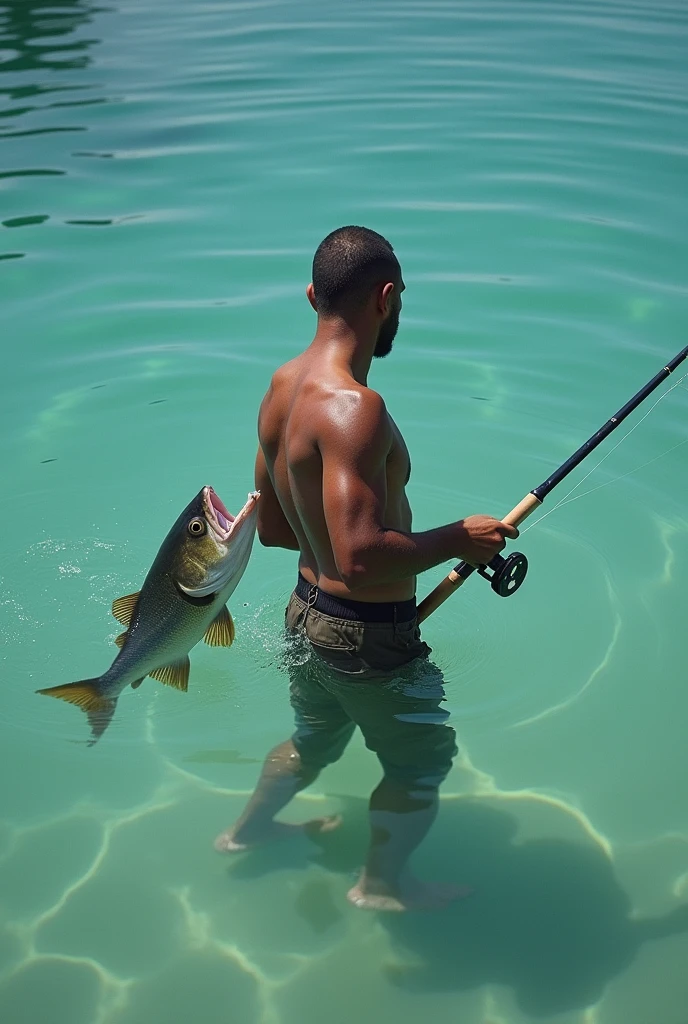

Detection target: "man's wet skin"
[215, 227, 516, 910]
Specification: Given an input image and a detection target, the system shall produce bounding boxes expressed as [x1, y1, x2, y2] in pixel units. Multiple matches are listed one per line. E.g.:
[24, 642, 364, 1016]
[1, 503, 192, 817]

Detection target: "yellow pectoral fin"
[149, 657, 190, 692]
[112, 591, 140, 627]
[204, 606, 235, 647]
[114, 631, 128, 648]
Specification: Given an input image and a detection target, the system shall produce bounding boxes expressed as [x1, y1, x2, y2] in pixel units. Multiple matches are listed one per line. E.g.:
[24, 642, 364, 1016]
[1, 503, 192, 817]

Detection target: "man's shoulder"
[313, 377, 386, 421]
[272, 359, 386, 414]
[314, 383, 391, 456]
[263, 359, 389, 444]
[269, 357, 301, 391]
[259, 359, 303, 422]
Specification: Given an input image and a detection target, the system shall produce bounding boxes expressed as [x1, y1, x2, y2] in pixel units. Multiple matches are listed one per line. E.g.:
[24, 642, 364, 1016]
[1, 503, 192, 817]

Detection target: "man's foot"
[214, 814, 342, 853]
[347, 875, 473, 912]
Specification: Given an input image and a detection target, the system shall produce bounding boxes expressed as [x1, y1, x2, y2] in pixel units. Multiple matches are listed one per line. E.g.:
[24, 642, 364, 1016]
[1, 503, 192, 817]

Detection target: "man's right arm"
[320, 390, 517, 590]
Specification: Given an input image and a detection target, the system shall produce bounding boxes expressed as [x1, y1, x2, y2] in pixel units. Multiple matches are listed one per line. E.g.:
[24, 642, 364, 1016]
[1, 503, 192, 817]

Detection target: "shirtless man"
[215, 226, 517, 911]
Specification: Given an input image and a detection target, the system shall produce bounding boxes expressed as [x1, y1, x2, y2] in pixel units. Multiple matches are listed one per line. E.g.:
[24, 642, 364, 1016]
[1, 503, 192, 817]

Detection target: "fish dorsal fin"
[114, 631, 128, 648]
[112, 591, 140, 627]
[149, 657, 190, 692]
[204, 606, 235, 647]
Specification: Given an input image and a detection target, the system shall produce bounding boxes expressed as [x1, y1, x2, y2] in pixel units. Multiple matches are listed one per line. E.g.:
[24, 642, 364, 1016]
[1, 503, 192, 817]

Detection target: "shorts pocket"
[305, 614, 360, 653]
[285, 594, 308, 632]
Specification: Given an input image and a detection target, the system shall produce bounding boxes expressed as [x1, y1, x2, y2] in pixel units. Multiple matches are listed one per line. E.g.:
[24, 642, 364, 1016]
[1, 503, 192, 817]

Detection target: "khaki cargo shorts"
[283, 585, 458, 789]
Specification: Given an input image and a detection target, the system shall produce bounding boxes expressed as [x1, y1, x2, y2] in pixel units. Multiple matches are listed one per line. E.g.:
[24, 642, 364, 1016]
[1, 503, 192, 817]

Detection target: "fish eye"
[188, 518, 206, 536]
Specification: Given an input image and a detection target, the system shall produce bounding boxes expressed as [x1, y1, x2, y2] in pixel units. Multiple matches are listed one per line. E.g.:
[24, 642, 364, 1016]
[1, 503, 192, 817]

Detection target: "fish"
[37, 486, 259, 745]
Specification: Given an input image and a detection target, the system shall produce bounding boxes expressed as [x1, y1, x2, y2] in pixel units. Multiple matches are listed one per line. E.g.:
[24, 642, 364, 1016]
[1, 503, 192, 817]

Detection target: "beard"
[373, 305, 400, 359]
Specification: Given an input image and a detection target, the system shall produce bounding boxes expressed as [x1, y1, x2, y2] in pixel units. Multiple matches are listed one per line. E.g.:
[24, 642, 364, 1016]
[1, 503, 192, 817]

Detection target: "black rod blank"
[532, 344, 688, 502]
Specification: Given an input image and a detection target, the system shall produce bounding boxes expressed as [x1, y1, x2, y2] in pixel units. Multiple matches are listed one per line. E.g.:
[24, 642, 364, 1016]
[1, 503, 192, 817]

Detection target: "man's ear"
[306, 283, 318, 312]
[379, 282, 395, 315]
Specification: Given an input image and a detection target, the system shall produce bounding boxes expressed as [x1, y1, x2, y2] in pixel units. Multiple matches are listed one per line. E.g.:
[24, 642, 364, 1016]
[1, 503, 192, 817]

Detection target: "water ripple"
[2, 10, 688, 1004]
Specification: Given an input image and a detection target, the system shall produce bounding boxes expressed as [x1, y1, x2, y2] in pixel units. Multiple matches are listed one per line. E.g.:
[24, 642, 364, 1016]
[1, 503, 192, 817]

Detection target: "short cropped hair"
[312, 226, 400, 315]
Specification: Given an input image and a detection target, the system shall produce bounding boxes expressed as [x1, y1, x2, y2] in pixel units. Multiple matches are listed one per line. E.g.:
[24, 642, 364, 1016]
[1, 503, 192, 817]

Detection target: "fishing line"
[522, 437, 688, 534]
[418, 344, 688, 619]
[521, 369, 688, 535]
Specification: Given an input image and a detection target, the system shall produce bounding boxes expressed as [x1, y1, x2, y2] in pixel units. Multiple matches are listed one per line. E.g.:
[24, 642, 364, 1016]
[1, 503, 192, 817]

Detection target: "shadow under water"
[380, 799, 688, 1017]
[228, 794, 688, 1017]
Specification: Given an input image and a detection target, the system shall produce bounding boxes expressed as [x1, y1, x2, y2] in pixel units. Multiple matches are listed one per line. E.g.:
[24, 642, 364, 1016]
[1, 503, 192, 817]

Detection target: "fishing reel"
[477, 551, 528, 597]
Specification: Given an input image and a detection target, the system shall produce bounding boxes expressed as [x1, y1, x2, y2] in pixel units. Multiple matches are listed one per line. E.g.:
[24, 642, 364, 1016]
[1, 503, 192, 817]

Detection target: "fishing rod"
[417, 344, 688, 623]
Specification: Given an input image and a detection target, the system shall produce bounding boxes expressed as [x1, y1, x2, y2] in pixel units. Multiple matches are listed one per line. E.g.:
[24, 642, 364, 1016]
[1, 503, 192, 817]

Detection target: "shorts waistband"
[294, 573, 416, 624]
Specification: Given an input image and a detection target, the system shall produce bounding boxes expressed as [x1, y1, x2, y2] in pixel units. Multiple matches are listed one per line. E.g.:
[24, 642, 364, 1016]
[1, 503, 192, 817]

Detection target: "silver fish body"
[38, 486, 259, 744]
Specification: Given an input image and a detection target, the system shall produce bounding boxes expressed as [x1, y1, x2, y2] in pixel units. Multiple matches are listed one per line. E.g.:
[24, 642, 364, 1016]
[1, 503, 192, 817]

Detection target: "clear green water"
[2, 1, 688, 1021]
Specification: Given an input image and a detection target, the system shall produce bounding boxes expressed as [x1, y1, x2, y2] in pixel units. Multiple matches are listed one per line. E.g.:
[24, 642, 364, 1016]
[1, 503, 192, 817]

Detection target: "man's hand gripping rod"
[417, 345, 688, 624]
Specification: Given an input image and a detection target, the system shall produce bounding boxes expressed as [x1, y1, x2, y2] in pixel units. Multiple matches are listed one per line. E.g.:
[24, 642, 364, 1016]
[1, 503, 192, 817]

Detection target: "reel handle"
[478, 551, 529, 597]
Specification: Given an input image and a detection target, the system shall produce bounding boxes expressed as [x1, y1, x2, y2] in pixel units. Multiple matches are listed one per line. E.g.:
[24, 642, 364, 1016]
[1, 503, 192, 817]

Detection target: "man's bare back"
[257, 350, 416, 602]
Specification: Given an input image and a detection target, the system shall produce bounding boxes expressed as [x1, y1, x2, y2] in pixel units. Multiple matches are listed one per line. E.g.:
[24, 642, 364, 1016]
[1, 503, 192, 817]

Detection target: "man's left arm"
[254, 447, 300, 550]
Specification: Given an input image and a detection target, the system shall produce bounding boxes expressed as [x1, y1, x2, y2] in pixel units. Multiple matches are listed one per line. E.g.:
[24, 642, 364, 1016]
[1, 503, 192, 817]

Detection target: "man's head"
[308, 226, 403, 357]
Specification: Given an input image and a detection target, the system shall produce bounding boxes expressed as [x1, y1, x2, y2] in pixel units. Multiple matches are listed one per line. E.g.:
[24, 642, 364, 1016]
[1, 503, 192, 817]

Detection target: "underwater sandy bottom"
[1, 718, 687, 1024]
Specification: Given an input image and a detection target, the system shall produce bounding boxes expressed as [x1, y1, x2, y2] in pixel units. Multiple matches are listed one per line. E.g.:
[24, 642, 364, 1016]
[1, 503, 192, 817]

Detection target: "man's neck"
[310, 316, 377, 385]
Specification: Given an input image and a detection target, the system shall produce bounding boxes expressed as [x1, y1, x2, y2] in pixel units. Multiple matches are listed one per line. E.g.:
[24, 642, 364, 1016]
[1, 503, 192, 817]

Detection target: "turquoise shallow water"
[2, 0, 688, 1021]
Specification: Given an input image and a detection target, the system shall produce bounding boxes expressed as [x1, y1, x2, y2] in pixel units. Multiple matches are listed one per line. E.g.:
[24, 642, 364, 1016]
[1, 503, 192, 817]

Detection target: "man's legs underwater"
[214, 738, 342, 851]
[333, 665, 470, 911]
[348, 775, 470, 911]
[216, 596, 469, 910]
[214, 658, 354, 852]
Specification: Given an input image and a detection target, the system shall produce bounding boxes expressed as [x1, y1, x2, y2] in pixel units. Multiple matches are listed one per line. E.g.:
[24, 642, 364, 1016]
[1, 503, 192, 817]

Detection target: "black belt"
[294, 573, 416, 624]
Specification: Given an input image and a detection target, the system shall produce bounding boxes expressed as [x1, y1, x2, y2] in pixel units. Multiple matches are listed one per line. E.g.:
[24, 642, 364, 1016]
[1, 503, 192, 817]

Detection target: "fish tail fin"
[37, 679, 117, 746]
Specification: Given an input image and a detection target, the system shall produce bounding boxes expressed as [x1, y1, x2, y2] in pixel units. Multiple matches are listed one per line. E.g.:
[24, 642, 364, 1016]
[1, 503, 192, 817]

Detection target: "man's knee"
[262, 739, 319, 783]
[372, 723, 458, 792]
[291, 722, 355, 773]
[371, 775, 439, 813]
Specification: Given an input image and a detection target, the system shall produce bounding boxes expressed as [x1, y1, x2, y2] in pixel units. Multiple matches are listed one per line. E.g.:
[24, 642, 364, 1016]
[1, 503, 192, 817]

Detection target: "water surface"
[2, 2, 688, 1022]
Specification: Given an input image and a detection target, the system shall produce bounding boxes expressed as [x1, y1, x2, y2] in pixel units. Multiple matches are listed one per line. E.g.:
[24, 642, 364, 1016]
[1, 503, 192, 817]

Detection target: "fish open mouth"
[203, 486, 259, 541]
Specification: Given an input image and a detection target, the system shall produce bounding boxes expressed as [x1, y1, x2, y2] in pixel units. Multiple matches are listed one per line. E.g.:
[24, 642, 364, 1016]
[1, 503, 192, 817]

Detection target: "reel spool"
[478, 551, 528, 597]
